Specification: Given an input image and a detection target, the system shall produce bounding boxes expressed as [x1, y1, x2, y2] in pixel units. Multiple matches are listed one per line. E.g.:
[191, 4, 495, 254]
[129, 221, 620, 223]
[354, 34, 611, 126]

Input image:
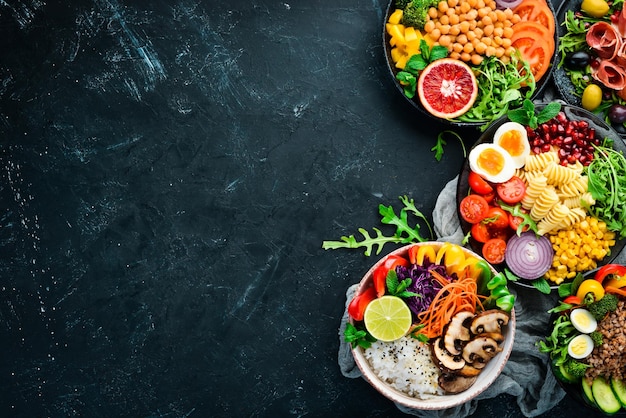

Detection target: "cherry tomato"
[471, 222, 490, 243]
[484, 206, 509, 229]
[459, 195, 489, 224]
[488, 227, 513, 242]
[496, 176, 526, 204]
[372, 254, 409, 297]
[481, 190, 496, 203]
[508, 212, 529, 232]
[482, 238, 507, 264]
[468, 170, 493, 195]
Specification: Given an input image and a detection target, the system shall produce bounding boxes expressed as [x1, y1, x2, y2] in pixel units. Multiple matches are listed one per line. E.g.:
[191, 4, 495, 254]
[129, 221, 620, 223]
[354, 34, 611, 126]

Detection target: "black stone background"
[0, 0, 593, 416]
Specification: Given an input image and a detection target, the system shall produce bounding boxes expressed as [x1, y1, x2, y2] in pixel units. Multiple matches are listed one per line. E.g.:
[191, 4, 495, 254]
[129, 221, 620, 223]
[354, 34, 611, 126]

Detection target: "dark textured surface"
[0, 0, 596, 416]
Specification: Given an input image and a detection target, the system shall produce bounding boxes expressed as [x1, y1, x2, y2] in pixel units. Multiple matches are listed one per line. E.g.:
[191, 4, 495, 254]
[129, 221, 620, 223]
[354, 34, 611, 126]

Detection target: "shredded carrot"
[605, 286, 626, 298]
[417, 271, 484, 339]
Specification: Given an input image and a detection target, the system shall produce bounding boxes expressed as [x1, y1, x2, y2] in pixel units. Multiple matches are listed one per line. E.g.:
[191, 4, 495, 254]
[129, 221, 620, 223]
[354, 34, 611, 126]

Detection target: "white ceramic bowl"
[350, 242, 516, 410]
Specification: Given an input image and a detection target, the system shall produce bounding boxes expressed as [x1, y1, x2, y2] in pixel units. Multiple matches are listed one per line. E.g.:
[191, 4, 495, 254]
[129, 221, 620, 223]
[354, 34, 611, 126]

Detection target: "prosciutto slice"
[587, 21, 622, 60]
[592, 59, 626, 90]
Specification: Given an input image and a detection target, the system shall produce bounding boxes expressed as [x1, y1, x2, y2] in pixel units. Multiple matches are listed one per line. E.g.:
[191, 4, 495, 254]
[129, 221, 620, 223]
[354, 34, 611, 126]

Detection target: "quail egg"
[492, 122, 530, 168]
[570, 308, 598, 334]
[468, 143, 515, 183]
[567, 334, 595, 359]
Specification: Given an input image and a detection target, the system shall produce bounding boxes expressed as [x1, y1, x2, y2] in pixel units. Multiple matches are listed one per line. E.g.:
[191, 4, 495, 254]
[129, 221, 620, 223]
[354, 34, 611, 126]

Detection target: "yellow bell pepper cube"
[386, 23, 405, 43]
[388, 9, 403, 25]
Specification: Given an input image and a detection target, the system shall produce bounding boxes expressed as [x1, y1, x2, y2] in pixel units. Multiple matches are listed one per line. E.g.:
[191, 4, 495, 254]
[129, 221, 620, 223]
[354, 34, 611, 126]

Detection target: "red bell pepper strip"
[372, 255, 409, 298]
[594, 264, 626, 284]
[347, 286, 377, 321]
[563, 295, 582, 306]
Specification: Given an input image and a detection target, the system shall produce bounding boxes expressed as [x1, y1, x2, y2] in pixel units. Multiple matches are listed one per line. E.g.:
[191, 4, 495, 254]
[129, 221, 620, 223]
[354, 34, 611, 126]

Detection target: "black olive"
[565, 51, 591, 70]
[608, 104, 626, 124]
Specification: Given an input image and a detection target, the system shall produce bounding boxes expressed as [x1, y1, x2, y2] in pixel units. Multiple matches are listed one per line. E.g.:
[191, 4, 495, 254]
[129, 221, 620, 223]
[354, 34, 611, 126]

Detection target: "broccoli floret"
[563, 358, 589, 379]
[587, 293, 619, 321]
[590, 330, 604, 347]
[402, 0, 439, 29]
[395, 0, 411, 9]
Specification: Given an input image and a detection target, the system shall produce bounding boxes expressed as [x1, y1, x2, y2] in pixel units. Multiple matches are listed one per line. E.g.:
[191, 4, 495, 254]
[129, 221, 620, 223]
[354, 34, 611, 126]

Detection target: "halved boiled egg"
[468, 143, 515, 183]
[570, 308, 598, 334]
[492, 122, 530, 168]
[567, 334, 594, 359]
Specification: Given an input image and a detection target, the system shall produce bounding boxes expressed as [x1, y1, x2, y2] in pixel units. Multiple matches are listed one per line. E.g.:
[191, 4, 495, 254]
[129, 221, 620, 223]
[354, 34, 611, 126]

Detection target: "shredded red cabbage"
[396, 261, 450, 317]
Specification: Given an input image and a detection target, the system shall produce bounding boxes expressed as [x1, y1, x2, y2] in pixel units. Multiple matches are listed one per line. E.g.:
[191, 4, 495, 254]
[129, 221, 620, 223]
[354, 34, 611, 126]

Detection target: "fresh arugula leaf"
[498, 201, 538, 235]
[380, 203, 426, 243]
[409, 324, 429, 342]
[431, 130, 466, 161]
[322, 196, 434, 255]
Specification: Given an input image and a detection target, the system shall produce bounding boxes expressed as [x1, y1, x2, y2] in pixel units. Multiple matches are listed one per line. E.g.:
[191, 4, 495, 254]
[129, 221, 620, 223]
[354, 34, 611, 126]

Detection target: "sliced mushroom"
[457, 363, 482, 377]
[469, 309, 510, 335]
[475, 331, 504, 345]
[462, 336, 501, 367]
[431, 337, 465, 371]
[443, 311, 474, 356]
[438, 373, 478, 394]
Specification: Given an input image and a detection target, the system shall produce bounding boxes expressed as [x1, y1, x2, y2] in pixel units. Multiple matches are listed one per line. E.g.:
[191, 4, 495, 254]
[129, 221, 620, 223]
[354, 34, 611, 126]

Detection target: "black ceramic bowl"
[553, 0, 626, 138]
[547, 268, 626, 416]
[383, 0, 559, 128]
[456, 104, 626, 289]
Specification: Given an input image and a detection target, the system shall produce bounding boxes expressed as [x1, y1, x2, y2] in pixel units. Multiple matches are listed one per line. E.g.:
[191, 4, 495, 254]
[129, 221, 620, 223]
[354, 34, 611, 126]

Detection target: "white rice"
[364, 336, 444, 398]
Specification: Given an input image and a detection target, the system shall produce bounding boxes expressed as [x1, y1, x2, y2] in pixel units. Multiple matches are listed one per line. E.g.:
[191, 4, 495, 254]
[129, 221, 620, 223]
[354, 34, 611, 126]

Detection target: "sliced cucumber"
[592, 376, 622, 415]
[611, 377, 626, 408]
[581, 378, 595, 407]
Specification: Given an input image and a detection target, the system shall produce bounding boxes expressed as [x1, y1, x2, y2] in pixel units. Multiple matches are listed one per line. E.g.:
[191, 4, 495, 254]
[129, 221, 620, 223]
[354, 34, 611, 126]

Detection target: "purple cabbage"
[396, 261, 450, 317]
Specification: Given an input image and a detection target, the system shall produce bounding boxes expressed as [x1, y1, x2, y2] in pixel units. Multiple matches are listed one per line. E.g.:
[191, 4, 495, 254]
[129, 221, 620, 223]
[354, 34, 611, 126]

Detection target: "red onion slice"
[505, 232, 554, 280]
[494, 0, 522, 10]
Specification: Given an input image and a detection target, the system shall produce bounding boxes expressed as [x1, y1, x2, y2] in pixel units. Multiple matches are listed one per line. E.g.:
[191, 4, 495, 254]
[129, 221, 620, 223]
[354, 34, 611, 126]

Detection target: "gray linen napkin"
[338, 175, 626, 417]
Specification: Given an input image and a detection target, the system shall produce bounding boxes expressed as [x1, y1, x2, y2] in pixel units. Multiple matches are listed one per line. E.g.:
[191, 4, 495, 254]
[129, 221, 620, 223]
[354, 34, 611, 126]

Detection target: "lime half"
[363, 295, 412, 342]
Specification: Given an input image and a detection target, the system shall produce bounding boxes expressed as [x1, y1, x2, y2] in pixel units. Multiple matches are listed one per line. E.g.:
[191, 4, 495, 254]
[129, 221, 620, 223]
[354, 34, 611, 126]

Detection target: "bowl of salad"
[538, 264, 626, 415]
[383, 0, 558, 129]
[456, 102, 626, 291]
[554, 0, 626, 137]
[345, 241, 516, 410]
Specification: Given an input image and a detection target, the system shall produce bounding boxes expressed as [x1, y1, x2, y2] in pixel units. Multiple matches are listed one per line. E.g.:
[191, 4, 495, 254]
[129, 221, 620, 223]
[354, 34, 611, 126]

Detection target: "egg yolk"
[498, 130, 524, 157]
[477, 148, 506, 175]
[575, 314, 590, 328]
[570, 338, 589, 356]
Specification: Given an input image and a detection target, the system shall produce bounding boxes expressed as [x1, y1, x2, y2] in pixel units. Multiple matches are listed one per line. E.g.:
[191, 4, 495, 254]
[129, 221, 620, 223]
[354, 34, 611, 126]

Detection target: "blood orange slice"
[417, 58, 478, 119]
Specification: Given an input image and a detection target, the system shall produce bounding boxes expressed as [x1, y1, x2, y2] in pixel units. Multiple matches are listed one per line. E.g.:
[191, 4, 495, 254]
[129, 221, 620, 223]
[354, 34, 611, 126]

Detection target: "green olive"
[581, 84, 603, 111]
[581, 0, 610, 18]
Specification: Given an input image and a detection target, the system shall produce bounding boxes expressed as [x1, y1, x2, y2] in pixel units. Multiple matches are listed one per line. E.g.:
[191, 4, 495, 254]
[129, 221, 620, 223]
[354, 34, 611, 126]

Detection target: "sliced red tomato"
[482, 238, 507, 264]
[511, 20, 555, 83]
[514, 0, 555, 36]
[484, 206, 509, 229]
[511, 36, 552, 83]
[488, 227, 513, 242]
[496, 176, 526, 204]
[468, 170, 493, 195]
[459, 195, 490, 224]
[471, 222, 490, 243]
[372, 254, 409, 297]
